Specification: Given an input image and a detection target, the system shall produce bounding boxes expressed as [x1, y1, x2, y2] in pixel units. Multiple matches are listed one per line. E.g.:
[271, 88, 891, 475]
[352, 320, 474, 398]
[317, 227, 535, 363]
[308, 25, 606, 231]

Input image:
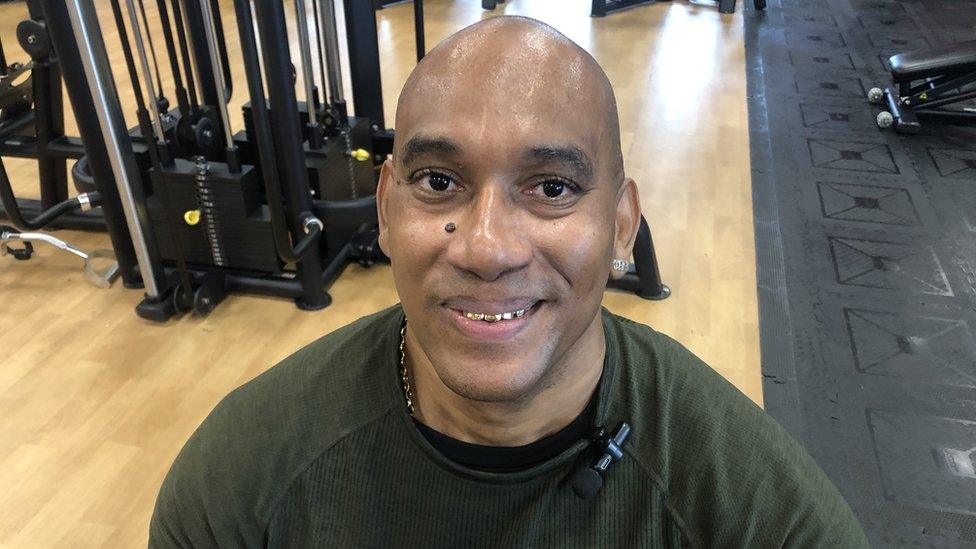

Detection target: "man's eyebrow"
[524, 145, 593, 179]
[399, 136, 462, 164]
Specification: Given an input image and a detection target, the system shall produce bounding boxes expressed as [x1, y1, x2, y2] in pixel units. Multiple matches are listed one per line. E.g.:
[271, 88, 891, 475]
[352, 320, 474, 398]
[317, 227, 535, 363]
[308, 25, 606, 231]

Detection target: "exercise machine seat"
[889, 40, 976, 81]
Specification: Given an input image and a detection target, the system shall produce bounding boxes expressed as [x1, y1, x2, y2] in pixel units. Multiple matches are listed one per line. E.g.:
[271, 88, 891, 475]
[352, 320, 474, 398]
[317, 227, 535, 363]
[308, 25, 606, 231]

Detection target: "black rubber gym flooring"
[744, 1, 976, 546]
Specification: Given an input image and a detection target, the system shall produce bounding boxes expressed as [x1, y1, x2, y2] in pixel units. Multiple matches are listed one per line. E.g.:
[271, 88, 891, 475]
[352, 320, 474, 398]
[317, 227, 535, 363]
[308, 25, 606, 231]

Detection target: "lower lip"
[448, 303, 540, 342]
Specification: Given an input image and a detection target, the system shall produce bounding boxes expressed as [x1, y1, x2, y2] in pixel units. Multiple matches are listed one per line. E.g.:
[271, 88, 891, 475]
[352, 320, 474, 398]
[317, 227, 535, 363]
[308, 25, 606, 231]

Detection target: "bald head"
[395, 16, 624, 181]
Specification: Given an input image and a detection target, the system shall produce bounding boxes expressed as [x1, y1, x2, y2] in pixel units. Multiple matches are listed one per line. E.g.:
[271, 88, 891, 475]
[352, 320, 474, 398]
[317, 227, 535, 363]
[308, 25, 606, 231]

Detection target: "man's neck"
[405, 315, 606, 447]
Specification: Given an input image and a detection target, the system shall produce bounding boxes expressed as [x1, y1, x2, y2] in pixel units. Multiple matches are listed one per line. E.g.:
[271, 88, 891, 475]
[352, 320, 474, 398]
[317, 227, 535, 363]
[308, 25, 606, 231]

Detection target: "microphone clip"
[571, 422, 632, 499]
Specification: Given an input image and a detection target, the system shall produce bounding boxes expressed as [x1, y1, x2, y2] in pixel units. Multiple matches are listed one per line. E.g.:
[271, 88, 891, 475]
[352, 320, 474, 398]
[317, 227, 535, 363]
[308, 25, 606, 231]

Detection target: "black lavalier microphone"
[571, 422, 631, 499]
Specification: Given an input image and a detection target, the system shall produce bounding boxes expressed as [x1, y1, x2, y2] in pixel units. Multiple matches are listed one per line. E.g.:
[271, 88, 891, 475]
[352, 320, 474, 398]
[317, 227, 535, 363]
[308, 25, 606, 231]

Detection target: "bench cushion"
[889, 39, 976, 81]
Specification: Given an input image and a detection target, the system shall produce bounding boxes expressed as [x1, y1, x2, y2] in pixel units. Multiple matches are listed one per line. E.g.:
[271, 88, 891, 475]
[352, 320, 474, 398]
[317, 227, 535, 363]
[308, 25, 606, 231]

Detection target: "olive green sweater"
[149, 305, 868, 548]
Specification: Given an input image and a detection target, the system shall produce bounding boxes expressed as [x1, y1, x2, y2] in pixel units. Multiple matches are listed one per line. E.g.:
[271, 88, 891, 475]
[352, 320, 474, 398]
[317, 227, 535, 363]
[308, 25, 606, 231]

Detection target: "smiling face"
[377, 17, 640, 404]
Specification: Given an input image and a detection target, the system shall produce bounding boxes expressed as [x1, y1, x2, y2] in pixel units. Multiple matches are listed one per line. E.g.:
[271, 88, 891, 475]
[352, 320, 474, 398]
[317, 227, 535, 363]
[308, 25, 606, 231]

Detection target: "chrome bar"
[294, 0, 320, 128]
[318, 0, 344, 103]
[177, 0, 204, 107]
[198, 0, 235, 148]
[123, 0, 166, 142]
[64, 0, 162, 297]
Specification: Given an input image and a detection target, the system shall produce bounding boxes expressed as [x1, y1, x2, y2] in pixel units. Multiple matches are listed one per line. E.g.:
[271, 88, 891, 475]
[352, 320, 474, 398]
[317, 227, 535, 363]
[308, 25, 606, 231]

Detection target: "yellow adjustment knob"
[350, 148, 370, 162]
[183, 209, 201, 226]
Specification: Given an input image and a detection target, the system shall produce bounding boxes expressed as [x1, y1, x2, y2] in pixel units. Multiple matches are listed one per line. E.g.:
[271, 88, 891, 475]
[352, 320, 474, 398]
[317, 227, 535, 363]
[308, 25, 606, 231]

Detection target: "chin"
[431, 354, 551, 403]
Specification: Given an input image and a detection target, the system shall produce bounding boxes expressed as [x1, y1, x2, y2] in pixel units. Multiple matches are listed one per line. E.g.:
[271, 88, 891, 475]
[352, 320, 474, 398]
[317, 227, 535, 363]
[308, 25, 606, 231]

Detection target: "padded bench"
[890, 39, 976, 82]
[870, 40, 976, 134]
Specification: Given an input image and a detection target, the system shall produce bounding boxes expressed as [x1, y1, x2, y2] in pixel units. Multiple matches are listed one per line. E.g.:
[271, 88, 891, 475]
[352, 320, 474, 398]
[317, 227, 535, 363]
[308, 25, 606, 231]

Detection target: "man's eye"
[420, 172, 456, 192]
[529, 179, 579, 201]
[542, 181, 567, 198]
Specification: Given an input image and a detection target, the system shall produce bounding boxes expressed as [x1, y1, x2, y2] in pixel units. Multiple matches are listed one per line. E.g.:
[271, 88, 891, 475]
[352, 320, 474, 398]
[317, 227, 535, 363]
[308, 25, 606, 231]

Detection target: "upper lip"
[443, 297, 540, 315]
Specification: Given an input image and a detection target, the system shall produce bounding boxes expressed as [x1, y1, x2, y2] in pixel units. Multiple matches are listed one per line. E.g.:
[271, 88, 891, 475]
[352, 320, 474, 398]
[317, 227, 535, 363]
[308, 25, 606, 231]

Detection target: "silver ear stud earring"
[445, 222, 456, 233]
[612, 259, 630, 272]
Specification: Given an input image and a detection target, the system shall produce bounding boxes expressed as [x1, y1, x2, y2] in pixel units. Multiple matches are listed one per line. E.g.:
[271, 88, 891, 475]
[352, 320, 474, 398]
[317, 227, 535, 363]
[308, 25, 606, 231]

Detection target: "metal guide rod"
[168, 0, 199, 109]
[64, 0, 163, 297]
[124, 0, 166, 142]
[318, 0, 344, 103]
[197, 0, 234, 149]
[177, 0, 204, 108]
[311, 0, 329, 105]
[135, 0, 166, 102]
[109, 0, 166, 171]
[246, 4, 269, 103]
[155, 0, 189, 113]
[205, 0, 235, 101]
[294, 0, 319, 127]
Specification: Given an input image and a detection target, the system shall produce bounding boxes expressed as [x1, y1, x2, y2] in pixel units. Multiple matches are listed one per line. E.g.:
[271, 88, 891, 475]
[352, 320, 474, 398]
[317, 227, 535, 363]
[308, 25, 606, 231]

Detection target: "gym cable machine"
[1, 0, 389, 321]
[0, 1, 124, 288]
[0, 0, 669, 323]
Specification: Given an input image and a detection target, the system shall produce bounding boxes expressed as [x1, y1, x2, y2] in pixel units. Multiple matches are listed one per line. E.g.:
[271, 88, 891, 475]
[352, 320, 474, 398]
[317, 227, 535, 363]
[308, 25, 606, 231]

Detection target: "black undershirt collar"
[412, 394, 598, 473]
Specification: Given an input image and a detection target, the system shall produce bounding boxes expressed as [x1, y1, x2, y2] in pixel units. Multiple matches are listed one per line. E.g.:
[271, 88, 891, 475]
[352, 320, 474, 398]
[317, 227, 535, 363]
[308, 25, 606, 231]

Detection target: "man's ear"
[610, 178, 641, 280]
[376, 159, 394, 257]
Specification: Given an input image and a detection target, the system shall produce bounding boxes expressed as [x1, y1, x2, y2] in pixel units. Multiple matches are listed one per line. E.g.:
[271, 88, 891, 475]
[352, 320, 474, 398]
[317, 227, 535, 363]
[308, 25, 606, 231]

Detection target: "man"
[150, 16, 868, 548]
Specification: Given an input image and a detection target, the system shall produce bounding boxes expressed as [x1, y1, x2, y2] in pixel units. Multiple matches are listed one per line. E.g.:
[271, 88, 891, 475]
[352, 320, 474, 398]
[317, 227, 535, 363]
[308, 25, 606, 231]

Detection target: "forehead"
[394, 37, 609, 164]
[399, 109, 590, 162]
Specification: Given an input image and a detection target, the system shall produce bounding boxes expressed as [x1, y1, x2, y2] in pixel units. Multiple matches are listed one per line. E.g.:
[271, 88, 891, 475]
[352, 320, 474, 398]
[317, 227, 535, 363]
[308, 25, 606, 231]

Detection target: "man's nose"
[447, 185, 532, 282]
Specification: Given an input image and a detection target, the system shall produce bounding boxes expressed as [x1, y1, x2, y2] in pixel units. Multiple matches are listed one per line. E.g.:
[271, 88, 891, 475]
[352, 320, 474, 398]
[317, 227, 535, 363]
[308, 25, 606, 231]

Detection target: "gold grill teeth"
[464, 308, 528, 321]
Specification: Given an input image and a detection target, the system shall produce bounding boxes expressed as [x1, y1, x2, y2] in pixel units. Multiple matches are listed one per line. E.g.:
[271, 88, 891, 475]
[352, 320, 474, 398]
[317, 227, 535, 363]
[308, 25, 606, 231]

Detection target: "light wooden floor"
[0, 1, 756, 546]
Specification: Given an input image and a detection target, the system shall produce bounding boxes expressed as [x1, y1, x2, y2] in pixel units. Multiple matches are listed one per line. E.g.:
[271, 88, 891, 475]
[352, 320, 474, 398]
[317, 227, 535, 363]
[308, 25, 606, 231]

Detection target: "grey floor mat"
[744, 1, 976, 546]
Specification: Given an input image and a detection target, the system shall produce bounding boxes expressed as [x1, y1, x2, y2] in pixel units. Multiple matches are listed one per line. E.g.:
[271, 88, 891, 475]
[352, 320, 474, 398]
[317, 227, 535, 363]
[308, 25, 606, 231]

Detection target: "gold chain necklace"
[399, 320, 415, 415]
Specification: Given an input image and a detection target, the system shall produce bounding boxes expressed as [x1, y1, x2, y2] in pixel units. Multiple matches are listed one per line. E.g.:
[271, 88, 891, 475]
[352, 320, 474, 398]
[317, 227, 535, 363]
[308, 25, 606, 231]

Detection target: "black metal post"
[344, 0, 385, 126]
[31, 52, 68, 210]
[22, 2, 69, 211]
[606, 215, 670, 300]
[181, 0, 220, 107]
[206, 0, 233, 99]
[169, 0, 199, 109]
[36, 0, 141, 286]
[591, 0, 606, 17]
[414, 0, 425, 62]
[155, 0, 191, 115]
[234, 0, 320, 264]
[252, 0, 330, 310]
[630, 216, 669, 299]
[590, 0, 656, 17]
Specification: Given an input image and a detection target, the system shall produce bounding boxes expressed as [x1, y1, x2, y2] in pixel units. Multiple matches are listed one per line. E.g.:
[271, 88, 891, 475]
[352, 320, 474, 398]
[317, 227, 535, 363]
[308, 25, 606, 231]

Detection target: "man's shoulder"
[603, 309, 781, 452]
[223, 304, 403, 423]
[210, 304, 402, 446]
[602, 310, 868, 547]
[602, 309, 741, 416]
[149, 305, 404, 547]
[606, 311, 806, 475]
